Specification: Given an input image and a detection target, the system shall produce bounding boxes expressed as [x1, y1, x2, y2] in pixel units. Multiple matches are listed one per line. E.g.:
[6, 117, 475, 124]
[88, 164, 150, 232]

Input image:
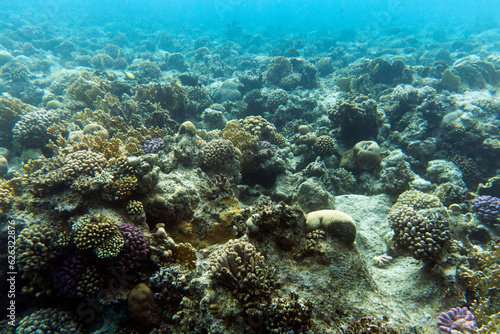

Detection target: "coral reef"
[1, 5, 500, 333]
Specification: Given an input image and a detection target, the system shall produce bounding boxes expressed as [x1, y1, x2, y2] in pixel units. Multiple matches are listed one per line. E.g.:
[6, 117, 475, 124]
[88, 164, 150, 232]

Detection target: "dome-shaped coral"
[313, 135, 337, 156]
[202, 139, 237, 169]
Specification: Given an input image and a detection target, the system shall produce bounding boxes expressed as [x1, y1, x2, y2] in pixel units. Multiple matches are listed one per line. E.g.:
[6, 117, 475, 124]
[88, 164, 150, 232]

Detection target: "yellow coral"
[72, 213, 124, 258]
[221, 120, 258, 152]
[392, 189, 443, 211]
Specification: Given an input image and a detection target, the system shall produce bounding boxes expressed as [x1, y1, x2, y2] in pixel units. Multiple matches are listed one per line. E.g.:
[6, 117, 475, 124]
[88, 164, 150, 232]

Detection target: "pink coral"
[437, 307, 477, 334]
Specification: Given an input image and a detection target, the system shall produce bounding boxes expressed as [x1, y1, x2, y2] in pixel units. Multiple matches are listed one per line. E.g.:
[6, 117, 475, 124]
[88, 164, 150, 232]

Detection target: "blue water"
[2, 0, 499, 37]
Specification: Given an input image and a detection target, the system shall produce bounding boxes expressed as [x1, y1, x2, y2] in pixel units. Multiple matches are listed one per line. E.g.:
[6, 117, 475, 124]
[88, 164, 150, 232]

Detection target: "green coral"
[72, 213, 124, 258]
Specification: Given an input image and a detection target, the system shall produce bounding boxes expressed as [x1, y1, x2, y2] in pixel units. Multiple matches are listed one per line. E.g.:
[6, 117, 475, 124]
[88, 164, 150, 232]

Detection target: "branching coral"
[221, 120, 259, 152]
[327, 94, 380, 144]
[71, 213, 124, 258]
[239, 115, 277, 143]
[16, 223, 62, 280]
[209, 239, 275, 294]
[12, 108, 60, 148]
[313, 135, 337, 156]
[457, 240, 500, 317]
[28, 149, 108, 195]
[202, 139, 237, 170]
[472, 196, 500, 225]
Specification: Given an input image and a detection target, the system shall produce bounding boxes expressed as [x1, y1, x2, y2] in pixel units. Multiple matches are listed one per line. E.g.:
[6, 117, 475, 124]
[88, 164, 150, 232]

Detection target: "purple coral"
[472, 195, 500, 224]
[258, 140, 277, 153]
[141, 137, 165, 154]
[109, 223, 149, 273]
[53, 250, 88, 298]
[437, 307, 477, 334]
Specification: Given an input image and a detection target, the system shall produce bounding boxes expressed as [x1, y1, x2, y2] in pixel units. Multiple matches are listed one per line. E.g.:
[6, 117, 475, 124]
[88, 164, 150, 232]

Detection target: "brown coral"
[313, 135, 337, 156]
[388, 205, 451, 262]
[202, 139, 237, 169]
[239, 115, 277, 142]
[209, 239, 274, 292]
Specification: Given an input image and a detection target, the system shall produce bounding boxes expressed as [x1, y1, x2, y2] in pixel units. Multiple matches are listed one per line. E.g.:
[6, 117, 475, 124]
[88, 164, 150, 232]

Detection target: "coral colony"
[437, 307, 478, 334]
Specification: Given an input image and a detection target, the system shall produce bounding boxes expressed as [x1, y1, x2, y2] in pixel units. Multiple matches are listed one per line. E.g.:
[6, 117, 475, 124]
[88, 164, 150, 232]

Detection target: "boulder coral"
[305, 210, 357, 245]
[128, 282, 158, 327]
[353, 140, 381, 170]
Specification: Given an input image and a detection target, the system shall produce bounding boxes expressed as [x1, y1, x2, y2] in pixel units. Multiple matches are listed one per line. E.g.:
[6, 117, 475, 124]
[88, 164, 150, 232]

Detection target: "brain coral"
[72, 213, 124, 258]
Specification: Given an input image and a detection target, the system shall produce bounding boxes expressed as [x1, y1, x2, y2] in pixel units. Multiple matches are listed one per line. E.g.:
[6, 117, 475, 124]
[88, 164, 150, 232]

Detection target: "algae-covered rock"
[440, 68, 461, 91]
[297, 178, 335, 213]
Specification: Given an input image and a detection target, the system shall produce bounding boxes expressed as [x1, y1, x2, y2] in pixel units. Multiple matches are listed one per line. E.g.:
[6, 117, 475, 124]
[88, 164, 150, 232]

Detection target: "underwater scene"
[0, 0, 500, 333]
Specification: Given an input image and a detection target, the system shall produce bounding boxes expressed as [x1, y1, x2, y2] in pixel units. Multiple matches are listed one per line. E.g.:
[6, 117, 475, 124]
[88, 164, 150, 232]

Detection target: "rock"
[297, 178, 335, 213]
[426, 159, 464, 185]
[439, 69, 461, 91]
[0, 50, 13, 65]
